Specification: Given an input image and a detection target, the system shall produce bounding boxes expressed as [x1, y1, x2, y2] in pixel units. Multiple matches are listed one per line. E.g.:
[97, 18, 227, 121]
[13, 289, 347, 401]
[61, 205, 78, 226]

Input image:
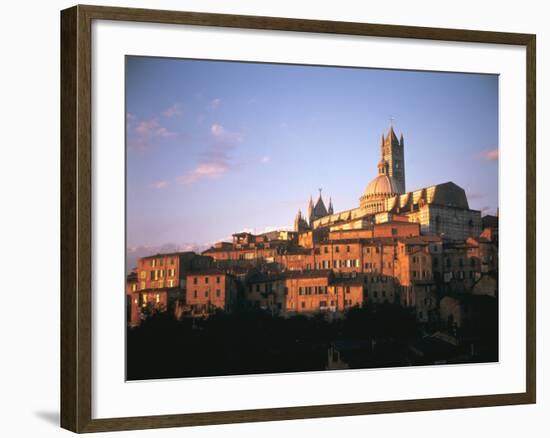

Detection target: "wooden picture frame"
[60, 4, 536, 433]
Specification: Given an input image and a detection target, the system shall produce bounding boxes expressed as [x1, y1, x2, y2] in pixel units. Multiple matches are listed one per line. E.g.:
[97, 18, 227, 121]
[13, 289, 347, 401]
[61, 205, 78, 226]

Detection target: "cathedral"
[294, 125, 481, 241]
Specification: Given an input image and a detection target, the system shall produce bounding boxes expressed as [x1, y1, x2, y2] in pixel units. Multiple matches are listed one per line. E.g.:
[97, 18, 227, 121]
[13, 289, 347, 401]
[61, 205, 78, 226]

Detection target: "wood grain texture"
[60, 4, 537, 433]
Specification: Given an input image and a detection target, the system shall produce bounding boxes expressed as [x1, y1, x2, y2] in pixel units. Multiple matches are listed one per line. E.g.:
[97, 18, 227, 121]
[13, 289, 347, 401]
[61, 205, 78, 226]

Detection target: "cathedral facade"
[294, 125, 481, 241]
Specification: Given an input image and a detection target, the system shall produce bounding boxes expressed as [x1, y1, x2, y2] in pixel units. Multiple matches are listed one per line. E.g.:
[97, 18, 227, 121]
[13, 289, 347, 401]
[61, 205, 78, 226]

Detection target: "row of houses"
[126, 217, 498, 329]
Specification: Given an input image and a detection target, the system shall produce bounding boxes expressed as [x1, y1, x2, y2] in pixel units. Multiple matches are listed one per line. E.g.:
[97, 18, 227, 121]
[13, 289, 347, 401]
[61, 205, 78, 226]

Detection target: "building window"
[346, 245, 350, 253]
[216, 289, 221, 297]
[150, 271, 155, 280]
[205, 291, 209, 298]
[216, 276, 221, 283]
[193, 290, 197, 298]
[335, 246, 340, 253]
[193, 277, 197, 285]
[205, 277, 209, 284]
[324, 246, 328, 254]
[301, 302, 305, 309]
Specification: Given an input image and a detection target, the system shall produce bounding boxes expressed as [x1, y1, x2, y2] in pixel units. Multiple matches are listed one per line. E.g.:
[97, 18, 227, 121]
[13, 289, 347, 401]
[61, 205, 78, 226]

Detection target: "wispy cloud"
[210, 123, 242, 142]
[128, 117, 176, 151]
[149, 180, 170, 190]
[210, 98, 221, 109]
[177, 162, 228, 185]
[177, 123, 242, 185]
[162, 103, 182, 118]
[478, 148, 499, 161]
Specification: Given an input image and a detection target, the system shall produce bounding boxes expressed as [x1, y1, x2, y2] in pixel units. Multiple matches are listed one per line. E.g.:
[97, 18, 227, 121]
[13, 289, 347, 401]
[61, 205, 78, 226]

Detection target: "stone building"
[245, 273, 286, 314]
[284, 271, 363, 315]
[127, 252, 213, 326]
[295, 125, 481, 241]
[185, 269, 238, 317]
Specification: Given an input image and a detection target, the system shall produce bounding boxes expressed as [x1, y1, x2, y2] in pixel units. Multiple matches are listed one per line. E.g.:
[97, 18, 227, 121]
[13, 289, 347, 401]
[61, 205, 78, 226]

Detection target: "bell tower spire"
[380, 123, 406, 193]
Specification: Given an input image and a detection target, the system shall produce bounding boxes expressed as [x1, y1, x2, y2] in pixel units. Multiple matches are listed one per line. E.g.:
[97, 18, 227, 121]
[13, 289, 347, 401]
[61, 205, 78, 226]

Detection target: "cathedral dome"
[365, 174, 398, 198]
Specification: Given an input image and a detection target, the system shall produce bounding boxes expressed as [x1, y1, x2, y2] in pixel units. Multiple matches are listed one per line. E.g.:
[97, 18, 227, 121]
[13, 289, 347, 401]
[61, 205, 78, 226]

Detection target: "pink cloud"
[479, 148, 499, 161]
[210, 123, 242, 142]
[162, 103, 182, 118]
[150, 180, 170, 189]
[177, 123, 241, 185]
[128, 118, 176, 151]
[177, 162, 228, 185]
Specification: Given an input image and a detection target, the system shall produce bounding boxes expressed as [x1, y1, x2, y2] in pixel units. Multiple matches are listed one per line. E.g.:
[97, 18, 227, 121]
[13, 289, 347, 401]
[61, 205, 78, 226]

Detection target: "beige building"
[294, 125, 482, 241]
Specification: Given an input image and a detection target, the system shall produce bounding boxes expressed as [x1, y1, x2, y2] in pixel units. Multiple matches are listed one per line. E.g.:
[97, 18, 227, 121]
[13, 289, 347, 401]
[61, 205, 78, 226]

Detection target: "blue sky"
[126, 56, 498, 254]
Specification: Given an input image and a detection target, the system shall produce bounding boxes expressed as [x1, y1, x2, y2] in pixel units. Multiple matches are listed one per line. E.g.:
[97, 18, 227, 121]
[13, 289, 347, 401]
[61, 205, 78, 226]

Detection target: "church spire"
[328, 197, 334, 215]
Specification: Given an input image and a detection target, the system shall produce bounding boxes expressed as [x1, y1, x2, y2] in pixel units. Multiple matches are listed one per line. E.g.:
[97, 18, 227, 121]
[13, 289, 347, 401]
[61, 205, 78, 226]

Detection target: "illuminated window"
[155, 294, 160, 303]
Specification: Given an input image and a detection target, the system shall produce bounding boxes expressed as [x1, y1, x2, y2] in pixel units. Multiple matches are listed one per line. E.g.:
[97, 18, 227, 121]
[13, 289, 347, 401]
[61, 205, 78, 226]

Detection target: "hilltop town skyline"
[126, 57, 498, 255]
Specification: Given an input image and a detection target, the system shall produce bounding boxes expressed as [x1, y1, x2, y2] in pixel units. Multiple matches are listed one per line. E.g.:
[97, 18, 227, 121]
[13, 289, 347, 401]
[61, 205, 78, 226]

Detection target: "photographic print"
[125, 57, 499, 381]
